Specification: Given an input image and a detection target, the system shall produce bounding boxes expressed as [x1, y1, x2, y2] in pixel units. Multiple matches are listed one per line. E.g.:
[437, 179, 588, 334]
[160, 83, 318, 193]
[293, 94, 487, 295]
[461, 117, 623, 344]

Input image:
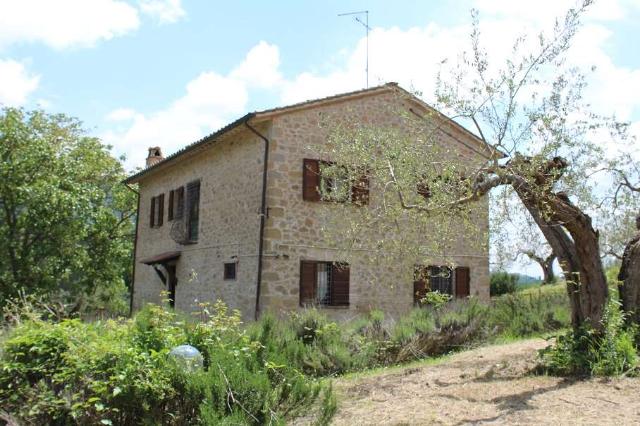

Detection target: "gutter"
[124, 183, 140, 317]
[244, 120, 270, 321]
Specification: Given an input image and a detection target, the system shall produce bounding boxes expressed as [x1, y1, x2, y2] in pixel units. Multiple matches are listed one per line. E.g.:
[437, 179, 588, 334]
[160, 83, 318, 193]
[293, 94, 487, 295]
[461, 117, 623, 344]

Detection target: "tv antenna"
[338, 10, 370, 88]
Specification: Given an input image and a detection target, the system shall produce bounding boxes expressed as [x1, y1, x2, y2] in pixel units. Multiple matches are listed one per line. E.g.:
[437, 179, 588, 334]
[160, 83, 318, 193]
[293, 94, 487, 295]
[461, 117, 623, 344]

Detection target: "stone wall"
[133, 128, 265, 320]
[259, 90, 490, 320]
[132, 88, 491, 322]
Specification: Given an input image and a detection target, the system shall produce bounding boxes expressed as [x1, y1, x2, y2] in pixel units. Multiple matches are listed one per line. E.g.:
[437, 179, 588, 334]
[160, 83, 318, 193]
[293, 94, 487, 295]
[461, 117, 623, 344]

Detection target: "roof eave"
[122, 112, 256, 185]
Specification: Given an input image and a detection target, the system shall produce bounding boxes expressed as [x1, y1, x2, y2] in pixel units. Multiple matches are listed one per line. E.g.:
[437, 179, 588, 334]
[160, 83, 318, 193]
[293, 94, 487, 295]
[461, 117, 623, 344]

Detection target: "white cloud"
[103, 72, 247, 169]
[230, 41, 282, 89]
[474, 0, 626, 23]
[106, 107, 138, 121]
[138, 0, 185, 24]
[103, 42, 283, 169]
[0, 59, 39, 106]
[279, 2, 639, 137]
[0, 0, 140, 50]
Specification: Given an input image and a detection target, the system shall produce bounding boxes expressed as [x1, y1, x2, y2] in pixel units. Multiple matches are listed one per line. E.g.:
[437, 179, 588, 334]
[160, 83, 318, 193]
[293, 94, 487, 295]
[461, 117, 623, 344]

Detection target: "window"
[416, 180, 431, 199]
[149, 194, 164, 228]
[413, 265, 452, 304]
[186, 180, 200, 242]
[413, 265, 471, 304]
[302, 159, 369, 205]
[224, 262, 237, 280]
[300, 260, 350, 307]
[168, 187, 185, 221]
[175, 186, 185, 219]
[417, 173, 470, 201]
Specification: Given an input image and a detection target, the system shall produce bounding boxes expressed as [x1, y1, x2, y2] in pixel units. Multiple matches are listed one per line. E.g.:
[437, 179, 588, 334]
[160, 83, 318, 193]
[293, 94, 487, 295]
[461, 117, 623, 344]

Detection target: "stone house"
[124, 83, 494, 321]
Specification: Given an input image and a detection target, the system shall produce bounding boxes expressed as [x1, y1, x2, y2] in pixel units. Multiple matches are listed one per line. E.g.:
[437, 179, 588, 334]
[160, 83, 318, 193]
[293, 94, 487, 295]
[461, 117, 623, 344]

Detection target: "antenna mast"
[338, 10, 370, 88]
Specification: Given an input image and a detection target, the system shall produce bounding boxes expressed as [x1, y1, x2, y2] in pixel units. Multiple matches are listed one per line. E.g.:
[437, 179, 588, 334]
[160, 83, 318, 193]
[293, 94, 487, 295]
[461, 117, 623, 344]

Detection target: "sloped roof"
[123, 82, 494, 184]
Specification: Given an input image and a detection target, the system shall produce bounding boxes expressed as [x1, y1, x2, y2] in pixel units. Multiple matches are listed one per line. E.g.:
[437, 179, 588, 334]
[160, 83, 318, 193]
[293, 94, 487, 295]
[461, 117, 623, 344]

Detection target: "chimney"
[146, 147, 164, 168]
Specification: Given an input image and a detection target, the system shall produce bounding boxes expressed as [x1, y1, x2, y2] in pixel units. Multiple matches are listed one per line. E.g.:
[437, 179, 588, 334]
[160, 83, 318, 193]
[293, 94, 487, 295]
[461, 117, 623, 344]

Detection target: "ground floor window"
[414, 265, 470, 304]
[300, 260, 350, 307]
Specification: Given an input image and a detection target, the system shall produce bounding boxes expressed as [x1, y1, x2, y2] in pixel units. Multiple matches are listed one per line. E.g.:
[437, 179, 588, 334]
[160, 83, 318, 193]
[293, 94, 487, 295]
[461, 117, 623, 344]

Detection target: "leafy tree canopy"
[0, 107, 136, 313]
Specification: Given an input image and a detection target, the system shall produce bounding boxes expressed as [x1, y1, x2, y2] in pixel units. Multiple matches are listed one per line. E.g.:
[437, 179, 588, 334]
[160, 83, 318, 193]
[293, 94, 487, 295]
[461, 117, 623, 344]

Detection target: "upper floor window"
[302, 158, 369, 205]
[186, 180, 200, 243]
[149, 194, 164, 228]
[168, 186, 184, 221]
[300, 260, 350, 307]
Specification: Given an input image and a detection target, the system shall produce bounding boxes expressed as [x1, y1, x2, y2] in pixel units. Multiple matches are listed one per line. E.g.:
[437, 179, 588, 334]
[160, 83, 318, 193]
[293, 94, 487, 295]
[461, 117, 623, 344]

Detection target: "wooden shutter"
[303, 159, 321, 201]
[331, 263, 350, 306]
[186, 181, 200, 241]
[351, 174, 369, 205]
[413, 266, 428, 304]
[157, 193, 164, 227]
[168, 190, 174, 221]
[300, 261, 317, 306]
[455, 266, 470, 298]
[175, 186, 185, 219]
[150, 196, 156, 227]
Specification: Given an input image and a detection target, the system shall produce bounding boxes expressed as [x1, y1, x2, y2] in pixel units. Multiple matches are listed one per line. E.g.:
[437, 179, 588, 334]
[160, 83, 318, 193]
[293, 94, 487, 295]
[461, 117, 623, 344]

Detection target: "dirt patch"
[307, 338, 640, 425]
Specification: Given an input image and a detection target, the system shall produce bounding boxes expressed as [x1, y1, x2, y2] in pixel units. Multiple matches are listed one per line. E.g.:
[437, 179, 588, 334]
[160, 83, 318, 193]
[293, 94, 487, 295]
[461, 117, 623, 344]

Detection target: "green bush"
[0, 288, 575, 423]
[490, 271, 518, 296]
[0, 301, 329, 425]
[490, 289, 569, 337]
[539, 299, 638, 376]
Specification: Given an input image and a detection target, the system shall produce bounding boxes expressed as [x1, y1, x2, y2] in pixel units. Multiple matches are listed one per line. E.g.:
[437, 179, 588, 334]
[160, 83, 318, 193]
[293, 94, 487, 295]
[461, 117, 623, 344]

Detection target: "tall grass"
[248, 289, 570, 377]
[0, 289, 572, 424]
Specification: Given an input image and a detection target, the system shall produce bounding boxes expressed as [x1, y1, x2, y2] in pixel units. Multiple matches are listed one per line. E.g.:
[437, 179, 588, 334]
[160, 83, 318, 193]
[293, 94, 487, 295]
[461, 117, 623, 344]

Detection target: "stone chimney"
[146, 147, 164, 168]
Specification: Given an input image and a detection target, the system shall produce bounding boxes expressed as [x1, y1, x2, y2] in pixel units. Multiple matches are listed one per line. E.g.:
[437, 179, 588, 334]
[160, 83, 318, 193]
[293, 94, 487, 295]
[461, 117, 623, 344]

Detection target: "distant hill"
[515, 274, 541, 286]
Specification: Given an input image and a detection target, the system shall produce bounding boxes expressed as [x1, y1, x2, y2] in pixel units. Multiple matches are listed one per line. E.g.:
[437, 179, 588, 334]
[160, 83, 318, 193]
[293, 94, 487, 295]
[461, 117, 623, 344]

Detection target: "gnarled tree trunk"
[618, 232, 640, 326]
[524, 251, 557, 284]
[515, 190, 608, 332]
[541, 254, 556, 284]
[490, 157, 609, 333]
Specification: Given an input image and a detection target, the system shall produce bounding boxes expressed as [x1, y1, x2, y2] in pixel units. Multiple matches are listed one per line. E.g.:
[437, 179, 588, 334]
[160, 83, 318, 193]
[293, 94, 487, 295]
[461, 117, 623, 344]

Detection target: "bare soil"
[321, 339, 640, 425]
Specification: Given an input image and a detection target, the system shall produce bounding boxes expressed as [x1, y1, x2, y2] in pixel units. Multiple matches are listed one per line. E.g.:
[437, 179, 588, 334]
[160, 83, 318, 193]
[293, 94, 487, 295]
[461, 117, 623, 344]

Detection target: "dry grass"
[298, 338, 640, 425]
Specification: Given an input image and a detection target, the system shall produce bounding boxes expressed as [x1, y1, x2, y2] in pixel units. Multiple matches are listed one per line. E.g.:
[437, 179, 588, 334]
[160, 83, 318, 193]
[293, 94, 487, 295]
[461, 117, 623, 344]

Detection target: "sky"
[1, 0, 639, 277]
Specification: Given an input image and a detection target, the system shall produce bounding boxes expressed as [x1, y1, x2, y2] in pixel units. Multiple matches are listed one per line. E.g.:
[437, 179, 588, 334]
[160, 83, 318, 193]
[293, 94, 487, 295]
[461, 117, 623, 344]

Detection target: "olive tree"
[604, 151, 640, 323]
[494, 207, 557, 284]
[320, 0, 628, 333]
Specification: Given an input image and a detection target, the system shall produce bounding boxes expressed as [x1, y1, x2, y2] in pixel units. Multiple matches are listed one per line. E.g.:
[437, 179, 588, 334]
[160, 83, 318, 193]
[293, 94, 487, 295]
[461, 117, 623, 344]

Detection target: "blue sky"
[1, 0, 639, 276]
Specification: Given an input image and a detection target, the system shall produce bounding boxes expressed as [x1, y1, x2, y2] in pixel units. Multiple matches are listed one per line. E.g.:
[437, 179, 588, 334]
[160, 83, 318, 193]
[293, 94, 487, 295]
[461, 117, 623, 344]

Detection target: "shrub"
[0, 301, 329, 425]
[392, 298, 490, 363]
[490, 289, 568, 337]
[490, 271, 518, 296]
[539, 299, 638, 376]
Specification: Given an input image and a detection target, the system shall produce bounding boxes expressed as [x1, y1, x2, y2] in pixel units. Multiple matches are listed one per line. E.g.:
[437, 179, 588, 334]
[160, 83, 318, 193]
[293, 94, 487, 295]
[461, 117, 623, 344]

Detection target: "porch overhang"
[140, 251, 181, 265]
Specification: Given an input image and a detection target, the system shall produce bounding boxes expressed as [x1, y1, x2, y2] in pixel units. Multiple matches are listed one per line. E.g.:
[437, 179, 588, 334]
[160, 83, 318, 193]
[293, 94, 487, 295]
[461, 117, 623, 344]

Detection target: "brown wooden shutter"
[303, 159, 321, 201]
[300, 261, 317, 306]
[351, 174, 369, 205]
[455, 266, 470, 298]
[150, 196, 156, 227]
[413, 265, 428, 304]
[186, 181, 200, 241]
[157, 193, 164, 227]
[176, 186, 185, 219]
[168, 190, 174, 221]
[331, 263, 350, 306]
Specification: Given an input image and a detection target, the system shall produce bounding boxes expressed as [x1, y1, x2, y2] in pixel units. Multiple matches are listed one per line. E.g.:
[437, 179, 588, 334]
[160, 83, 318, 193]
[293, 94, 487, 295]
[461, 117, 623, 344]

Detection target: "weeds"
[0, 301, 328, 425]
[539, 298, 639, 376]
[0, 288, 575, 424]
